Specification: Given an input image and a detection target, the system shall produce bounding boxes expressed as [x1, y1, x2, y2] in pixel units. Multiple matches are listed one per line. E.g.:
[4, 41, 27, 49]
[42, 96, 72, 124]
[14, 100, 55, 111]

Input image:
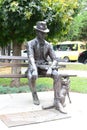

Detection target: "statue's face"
[36, 30, 47, 40]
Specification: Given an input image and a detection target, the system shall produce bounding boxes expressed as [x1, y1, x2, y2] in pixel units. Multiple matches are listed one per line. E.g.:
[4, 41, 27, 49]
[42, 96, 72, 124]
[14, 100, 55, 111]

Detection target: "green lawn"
[0, 77, 87, 94]
[60, 63, 87, 70]
[70, 77, 87, 93]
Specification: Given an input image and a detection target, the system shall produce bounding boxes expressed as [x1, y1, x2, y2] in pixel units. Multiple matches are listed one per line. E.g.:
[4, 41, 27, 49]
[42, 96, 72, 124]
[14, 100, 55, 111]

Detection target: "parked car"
[21, 50, 27, 62]
[54, 41, 86, 62]
[78, 50, 87, 64]
[21, 49, 27, 57]
[10, 50, 27, 57]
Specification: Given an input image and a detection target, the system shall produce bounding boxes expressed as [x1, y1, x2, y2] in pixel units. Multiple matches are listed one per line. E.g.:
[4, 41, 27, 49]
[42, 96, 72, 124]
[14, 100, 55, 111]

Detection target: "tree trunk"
[10, 41, 21, 87]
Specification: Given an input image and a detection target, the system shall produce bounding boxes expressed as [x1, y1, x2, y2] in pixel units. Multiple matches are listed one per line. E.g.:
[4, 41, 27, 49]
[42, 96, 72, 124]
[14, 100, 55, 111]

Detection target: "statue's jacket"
[27, 38, 57, 70]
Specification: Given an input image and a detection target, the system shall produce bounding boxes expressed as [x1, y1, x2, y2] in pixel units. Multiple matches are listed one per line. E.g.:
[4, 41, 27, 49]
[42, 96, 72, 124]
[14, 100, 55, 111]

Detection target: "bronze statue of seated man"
[26, 21, 66, 113]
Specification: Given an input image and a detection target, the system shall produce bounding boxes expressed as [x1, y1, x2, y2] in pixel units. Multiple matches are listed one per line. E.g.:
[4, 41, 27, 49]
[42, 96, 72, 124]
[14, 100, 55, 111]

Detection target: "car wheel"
[63, 56, 69, 62]
[84, 59, 87, 64]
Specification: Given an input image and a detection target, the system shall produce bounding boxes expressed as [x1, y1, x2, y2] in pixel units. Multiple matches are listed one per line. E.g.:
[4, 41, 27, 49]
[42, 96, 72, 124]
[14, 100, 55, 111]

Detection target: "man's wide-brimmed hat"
[34, 21, 49, 33]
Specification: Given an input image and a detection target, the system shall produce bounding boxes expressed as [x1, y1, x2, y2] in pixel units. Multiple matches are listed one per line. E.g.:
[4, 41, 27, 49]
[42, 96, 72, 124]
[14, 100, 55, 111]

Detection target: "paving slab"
[0, 91, 87, 130]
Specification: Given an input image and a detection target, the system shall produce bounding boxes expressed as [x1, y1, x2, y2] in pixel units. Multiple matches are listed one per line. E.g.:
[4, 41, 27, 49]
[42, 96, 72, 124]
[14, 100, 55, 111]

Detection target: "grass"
[0, 78, 53, 94]
[60, 63, 87, 70]
[70, 77, 87, 93]
[0, 77, 87, 94]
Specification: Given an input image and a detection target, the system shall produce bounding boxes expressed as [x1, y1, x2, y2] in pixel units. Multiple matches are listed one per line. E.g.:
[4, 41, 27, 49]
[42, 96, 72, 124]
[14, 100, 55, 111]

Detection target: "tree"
[67, 0, 87, 41]
[43, 0, 79, 42]
[0, 0, 78, 86]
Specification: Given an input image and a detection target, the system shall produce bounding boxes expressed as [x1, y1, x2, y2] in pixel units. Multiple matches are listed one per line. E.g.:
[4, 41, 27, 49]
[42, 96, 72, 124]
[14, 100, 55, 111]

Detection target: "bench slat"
[0, 63, 66, 68]
[0, 63, 28, 67]
[0, 55, 28, 60]
[0, 74, 77, 78]
[0, 74, 26, 78]
[60, 74, 77, 77]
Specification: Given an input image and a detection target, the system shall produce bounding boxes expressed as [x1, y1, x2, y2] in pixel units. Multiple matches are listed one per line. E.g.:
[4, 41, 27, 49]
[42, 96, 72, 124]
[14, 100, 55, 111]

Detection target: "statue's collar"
[36, 37, 45, 46]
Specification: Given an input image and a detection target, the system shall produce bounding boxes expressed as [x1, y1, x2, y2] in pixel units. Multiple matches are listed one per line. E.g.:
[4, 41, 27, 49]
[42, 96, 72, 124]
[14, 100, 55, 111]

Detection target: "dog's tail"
[67, 91, 71, 103]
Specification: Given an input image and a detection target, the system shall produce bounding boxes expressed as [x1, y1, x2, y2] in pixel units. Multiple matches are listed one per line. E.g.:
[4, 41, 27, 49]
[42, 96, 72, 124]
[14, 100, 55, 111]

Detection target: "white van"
[54, 41, 86, 62]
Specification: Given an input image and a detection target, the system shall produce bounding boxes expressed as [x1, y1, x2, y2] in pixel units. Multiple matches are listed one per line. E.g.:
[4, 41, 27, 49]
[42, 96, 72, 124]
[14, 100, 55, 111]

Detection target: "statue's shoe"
[33, 99, 40, 105]
[32, 92, 40, 105]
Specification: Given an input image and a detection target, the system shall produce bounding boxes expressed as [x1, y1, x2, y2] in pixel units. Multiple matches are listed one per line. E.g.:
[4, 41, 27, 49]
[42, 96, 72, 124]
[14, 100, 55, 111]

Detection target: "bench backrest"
[0, 55, 28, 78]
[0, 55, 76, 78]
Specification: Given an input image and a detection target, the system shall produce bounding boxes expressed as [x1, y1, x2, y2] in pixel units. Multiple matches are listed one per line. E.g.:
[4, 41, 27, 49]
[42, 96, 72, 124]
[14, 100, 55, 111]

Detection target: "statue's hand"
[46, 67, 52, 76]
[32, 70, 38, 79]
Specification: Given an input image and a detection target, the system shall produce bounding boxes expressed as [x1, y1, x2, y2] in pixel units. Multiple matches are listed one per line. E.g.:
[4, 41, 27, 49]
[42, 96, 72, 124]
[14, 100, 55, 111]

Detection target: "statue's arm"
[46, 44, 58, 75]
[27, 42, 37, 71]
[48, 44, 58, 67]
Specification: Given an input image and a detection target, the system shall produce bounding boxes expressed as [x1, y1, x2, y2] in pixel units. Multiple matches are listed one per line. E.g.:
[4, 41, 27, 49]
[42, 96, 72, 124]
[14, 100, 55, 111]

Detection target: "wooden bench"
[0, 55, 77, 78]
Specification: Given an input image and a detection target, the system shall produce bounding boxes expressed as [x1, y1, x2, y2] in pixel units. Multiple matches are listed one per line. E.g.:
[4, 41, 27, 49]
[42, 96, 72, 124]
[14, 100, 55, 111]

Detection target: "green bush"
[0, 77, 87, 94]
[0, 86, 30, 94]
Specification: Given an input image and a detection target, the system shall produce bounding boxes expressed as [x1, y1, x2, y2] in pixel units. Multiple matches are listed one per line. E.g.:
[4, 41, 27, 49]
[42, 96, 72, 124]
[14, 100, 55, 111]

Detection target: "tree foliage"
[67, 0, 87, 41]
[67, 12, 87, 41]
[0, 0, 78, 47]
[0, 0, 45, 46]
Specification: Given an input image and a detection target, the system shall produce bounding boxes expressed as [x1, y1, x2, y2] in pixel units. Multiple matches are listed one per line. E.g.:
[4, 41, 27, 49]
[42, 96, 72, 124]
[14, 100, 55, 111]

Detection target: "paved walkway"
[0, 91, 87, 130]
[58, 70, 87, 77]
